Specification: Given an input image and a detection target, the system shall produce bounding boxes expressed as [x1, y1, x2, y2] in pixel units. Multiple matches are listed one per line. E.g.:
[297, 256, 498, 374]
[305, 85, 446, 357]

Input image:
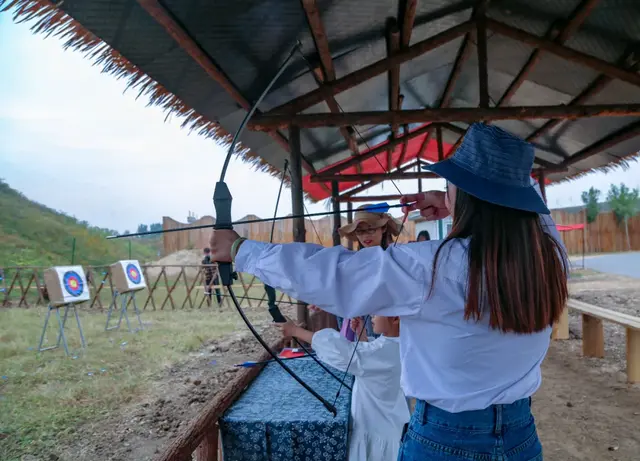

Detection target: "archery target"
[43, 266, 91, 306]
[110, 260, 146, 293]
[63, 271, 84, 297]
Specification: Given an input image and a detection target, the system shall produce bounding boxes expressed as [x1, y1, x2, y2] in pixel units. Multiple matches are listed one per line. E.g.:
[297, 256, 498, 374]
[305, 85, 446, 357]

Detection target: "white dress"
[311, 329, 410, 461]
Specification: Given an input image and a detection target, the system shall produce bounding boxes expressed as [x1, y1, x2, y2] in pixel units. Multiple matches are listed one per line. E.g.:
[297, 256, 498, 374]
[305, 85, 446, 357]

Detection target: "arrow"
[106, 201, 413, 240]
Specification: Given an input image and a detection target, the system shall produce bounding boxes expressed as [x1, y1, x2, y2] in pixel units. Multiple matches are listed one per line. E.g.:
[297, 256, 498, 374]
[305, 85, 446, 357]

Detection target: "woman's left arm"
[235, 241, 426, 319]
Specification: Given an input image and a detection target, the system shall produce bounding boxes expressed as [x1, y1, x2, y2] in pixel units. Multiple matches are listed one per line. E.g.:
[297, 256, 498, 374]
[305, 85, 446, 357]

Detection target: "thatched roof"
[4, 0, 640, 202]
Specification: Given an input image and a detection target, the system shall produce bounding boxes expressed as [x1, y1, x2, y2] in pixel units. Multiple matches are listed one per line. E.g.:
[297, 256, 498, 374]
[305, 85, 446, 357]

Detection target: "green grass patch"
[0, 307, 239, 460]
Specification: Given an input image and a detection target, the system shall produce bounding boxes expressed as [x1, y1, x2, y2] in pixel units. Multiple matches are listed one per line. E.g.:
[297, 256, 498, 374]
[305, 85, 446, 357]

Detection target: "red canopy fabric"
[303, 123, 451, 201]
[557, 224, 585, 232]
[302, 123, 553, 201]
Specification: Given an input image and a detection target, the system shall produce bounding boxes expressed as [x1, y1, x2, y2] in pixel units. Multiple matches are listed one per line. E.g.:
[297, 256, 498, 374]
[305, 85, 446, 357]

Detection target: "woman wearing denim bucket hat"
[210, 123, 568, 460]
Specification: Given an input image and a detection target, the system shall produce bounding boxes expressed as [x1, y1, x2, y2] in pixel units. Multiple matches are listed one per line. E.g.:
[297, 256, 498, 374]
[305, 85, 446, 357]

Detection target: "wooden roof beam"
[416, 129, 433, 159]
[497, 0, 601, 107]
[266, 21, 474, 115]
[136, 0, 319, 176]
[400, 0, 418, 48]
[341, 194, 404, 202]
[312, 171, 438, 183]
[420, 0, 489, 156]
[301, 0, 362, 173]
[561, 121, 640, 167]
[527, 53, 640, 142]
[248, 104, 640, 130]
[476, 2, 489, 108]
[486, 18, 640, 89]
[387, 19, 401, 138]
[318, 123, 436, 176]
[397, 123, 410, 167]
[438, 35, 472, 108]
[390, 0, 418, 171]
[341, 160, 420, 198]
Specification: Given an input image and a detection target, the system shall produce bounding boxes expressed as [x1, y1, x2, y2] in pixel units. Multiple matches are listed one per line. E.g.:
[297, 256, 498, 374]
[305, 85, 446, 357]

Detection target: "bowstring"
[270, 162, 352, 391]
[295, 49, 411, 404]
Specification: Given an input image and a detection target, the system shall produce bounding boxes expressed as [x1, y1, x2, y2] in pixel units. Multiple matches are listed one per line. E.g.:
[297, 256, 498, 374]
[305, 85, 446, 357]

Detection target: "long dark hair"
[430, 188, 568, 334]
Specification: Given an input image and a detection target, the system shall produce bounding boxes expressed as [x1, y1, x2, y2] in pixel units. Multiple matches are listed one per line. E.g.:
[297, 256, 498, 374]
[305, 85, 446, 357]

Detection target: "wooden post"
[552, 308, 570, 340]
[417, 161, 422, 194]
[331, 181, 341, 247]
[289, 126, 309, 327]
[346, 202, 354, 250]
[627, 328, 640, 384]
[195, 424, 219, 461]
[582, 314, 605, 358]
[538, 170, 547, 202]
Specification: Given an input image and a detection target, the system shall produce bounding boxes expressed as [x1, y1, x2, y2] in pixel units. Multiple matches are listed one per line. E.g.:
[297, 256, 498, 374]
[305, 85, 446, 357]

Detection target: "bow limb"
[213, 42, 337, 416]
[213, 182, 337, 416]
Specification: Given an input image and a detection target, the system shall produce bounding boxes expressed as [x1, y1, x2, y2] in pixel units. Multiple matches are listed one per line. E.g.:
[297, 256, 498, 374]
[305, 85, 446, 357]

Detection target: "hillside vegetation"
[0, 180, 160, 267]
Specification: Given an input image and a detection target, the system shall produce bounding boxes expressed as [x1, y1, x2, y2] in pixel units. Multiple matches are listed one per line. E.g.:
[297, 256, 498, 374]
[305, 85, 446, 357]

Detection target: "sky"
[1, 12, 639, 233]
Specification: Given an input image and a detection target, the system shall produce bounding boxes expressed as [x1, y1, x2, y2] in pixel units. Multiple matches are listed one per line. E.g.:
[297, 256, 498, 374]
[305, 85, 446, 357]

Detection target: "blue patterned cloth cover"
[220, 357, 354, 461]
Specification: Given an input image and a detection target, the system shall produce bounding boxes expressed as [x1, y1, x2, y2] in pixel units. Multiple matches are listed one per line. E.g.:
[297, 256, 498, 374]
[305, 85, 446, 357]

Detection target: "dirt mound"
[147, 250, 203, 278]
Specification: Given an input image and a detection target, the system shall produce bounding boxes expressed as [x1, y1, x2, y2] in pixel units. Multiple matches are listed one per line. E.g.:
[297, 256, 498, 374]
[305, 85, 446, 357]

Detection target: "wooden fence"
[551, 209, 640, 254]
[0, 265, 296, 310]
[163, 214, 416, 254]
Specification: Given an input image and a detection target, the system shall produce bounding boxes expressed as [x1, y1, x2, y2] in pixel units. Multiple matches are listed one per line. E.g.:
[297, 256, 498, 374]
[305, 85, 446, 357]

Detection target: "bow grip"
[213, 181, 237, 287]
[265, 285, 286, 323]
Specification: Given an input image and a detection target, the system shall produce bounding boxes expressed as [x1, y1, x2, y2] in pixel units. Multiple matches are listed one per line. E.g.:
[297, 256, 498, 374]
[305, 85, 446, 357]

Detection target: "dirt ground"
[39, 272, 640, 461]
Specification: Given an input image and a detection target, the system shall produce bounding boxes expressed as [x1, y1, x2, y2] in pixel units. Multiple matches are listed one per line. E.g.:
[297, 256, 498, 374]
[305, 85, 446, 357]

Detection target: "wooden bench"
[554, 298, 640, 384]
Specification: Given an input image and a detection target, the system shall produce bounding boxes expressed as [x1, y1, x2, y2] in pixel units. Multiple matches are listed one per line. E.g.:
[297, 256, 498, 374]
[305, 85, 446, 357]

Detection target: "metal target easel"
[37, 303, 87, 356]
[105, 290, 144, 333]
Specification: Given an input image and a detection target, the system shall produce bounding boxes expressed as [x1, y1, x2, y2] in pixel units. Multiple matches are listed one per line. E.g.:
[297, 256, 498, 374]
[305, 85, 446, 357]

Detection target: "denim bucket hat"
[422, 123, 550, 214]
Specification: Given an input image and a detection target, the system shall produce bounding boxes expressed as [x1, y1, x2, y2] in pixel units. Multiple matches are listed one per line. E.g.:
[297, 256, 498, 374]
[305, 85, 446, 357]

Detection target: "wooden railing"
[0, 265, 295, 310]
[553, 298, 640, 383]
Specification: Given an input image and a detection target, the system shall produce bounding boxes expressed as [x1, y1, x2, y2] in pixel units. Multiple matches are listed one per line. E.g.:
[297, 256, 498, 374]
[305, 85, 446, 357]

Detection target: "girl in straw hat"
[211, 123, 569, 460]
[333, 205, 401, 341]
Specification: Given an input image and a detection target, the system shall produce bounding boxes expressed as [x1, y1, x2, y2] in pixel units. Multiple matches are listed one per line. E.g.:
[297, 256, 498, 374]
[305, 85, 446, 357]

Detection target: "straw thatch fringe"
[0, 0, 320, 200]
[554, 150, 639, 185]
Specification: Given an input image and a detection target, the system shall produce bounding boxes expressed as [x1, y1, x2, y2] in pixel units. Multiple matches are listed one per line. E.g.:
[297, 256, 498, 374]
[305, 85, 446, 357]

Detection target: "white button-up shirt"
[312, 331, 409, 461]
[235, 212, 565, 413]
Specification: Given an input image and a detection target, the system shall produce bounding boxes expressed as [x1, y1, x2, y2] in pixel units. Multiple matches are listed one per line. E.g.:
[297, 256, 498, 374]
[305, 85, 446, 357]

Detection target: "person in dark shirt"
[202, 248, 222, 306]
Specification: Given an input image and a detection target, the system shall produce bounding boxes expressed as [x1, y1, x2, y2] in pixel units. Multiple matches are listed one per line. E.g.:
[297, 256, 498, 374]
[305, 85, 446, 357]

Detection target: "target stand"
[105, 260, 147, 333]
[105, 291, 144, 333]
[38, 266, 90, 356]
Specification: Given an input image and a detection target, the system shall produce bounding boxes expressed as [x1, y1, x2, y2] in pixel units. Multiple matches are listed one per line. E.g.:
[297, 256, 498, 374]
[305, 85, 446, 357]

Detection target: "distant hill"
[0, 180, 161, 267]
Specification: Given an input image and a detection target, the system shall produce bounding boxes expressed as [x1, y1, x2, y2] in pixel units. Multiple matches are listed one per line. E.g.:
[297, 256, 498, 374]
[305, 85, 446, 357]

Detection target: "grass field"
[0, 306, 245, 460]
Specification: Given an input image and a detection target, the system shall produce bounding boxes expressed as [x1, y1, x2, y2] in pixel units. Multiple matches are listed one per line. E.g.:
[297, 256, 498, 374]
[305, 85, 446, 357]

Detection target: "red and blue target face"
[126, 263, 142, 284]
[63, 271, 84, 297]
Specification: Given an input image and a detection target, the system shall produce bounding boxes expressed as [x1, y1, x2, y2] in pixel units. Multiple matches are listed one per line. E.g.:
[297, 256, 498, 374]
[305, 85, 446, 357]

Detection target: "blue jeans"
[398, 398, 543, 461]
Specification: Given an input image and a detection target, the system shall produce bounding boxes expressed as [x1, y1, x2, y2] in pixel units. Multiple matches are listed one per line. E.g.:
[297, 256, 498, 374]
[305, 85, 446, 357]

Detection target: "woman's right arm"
[235, 241, 426, 319]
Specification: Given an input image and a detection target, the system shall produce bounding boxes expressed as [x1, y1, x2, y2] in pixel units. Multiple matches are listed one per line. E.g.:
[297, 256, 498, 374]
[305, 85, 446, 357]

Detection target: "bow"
[213, 42, 337, 416]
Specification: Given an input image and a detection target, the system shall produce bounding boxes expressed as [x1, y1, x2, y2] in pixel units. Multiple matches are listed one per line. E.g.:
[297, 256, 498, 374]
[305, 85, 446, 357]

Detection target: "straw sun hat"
[338, 205, 401, 242]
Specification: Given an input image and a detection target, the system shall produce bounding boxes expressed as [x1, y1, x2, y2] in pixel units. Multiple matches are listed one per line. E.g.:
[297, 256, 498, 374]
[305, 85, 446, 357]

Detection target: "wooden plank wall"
[163, 216, 215, 254]
[163, 215, 416, 253]
[551, 209, 640, 254]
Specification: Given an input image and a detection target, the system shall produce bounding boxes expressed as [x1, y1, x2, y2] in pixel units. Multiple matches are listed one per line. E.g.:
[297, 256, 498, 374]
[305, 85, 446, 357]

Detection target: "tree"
[149, 222, 162, 233]
[607, 183, 640, 251]
[581, 187, 601, 252]
[137, 223, 149, 236]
